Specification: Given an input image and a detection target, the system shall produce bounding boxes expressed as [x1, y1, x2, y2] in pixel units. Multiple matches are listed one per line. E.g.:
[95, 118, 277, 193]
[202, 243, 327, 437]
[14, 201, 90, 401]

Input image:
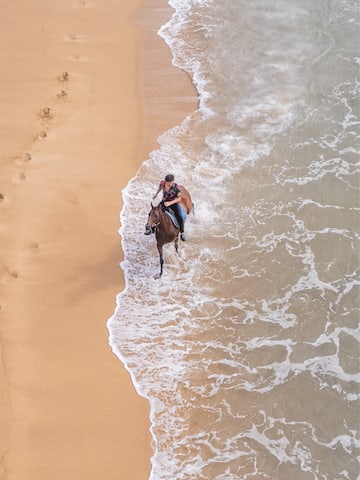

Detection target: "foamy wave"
[108, 0, 359, 478]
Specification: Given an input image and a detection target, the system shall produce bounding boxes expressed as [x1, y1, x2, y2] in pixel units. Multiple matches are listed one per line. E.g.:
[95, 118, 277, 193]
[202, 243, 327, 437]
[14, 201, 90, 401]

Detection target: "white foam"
[108, 0, 360, 478]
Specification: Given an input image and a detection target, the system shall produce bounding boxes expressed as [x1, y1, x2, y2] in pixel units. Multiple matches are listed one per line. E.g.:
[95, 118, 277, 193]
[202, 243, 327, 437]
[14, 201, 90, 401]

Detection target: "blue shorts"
[179, 204, 187, 222]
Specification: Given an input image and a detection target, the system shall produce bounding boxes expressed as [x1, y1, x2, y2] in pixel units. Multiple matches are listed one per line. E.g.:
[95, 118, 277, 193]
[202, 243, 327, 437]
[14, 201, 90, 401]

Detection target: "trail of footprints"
[2, 0, 93, 199]
[1, 0, 92, 289]
[0, 71, 71, 285]
[2, 70, 71, 193]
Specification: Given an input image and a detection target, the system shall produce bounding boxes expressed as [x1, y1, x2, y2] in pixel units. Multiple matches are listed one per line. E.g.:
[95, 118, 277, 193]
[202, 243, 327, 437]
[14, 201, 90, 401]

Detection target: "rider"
[153, 174, 186, 241]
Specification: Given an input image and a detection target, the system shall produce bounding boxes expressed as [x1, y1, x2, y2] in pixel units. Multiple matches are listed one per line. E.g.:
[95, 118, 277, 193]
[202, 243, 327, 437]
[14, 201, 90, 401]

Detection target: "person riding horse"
[152, 174, 187, 241]
[145, 176, 194, 276]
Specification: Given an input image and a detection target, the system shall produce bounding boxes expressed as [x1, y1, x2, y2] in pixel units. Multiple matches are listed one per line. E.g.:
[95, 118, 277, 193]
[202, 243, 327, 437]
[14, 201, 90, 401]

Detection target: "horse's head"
[144, 203, 162, 235]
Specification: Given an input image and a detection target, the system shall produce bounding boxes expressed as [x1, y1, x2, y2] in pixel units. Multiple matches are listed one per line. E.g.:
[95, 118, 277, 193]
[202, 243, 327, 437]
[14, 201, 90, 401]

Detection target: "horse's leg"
[174, 236, 179, 255]
[158, 244, 164, 276]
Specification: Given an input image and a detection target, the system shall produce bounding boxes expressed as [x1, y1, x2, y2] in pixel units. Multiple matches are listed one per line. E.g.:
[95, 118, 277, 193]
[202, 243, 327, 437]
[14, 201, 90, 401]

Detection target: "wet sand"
[0, 0, 196, 478]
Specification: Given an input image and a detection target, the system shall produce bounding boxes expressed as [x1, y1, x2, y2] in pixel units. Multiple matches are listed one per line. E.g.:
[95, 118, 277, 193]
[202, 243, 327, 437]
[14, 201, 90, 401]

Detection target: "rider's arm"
[152, 187, 161, 199]
[164, 195, 181, 207]
[153, 181, 165, 200]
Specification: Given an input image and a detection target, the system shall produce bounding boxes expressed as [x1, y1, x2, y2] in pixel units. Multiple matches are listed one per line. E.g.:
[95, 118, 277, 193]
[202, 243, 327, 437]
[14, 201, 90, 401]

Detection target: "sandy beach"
[0, 0, 196, 479]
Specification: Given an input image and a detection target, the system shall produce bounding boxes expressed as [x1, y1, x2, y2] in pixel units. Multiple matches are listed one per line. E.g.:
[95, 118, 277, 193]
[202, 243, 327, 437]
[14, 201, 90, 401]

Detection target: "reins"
[151, 220, 160, 233]
[149, 208, 162, 233]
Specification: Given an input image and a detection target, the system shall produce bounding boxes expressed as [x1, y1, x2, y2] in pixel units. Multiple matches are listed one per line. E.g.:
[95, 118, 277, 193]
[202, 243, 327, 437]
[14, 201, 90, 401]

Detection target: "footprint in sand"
[65, 33, 85, 42]
[1, 270, 18, 284]
[73, 1, 93, 8]
[15, 152, 32, 166]
[35, 131, 48, 141]
[68, 53, 88, 62]
[12, 172, 26, 184]
[55, 90, 68, 101]
[38, 107, 54, 121]
[58, 71, 70, 82]
[0, 193, 4, 203]
[29, 242, 39, 253]
[66, 33, 77, 41]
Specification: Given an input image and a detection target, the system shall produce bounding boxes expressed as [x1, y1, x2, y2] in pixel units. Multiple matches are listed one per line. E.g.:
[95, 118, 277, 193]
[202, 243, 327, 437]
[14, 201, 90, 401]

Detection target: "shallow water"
[108, 0, 360, 478]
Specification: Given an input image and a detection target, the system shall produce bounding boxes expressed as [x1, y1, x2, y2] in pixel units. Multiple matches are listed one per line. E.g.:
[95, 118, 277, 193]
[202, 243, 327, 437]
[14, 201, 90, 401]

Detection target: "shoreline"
[0, 0, 196, 478]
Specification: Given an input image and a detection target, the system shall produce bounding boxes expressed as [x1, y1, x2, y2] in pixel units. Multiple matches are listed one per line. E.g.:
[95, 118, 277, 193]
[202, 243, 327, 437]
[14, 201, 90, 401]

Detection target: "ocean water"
[108, 1, 360, 479]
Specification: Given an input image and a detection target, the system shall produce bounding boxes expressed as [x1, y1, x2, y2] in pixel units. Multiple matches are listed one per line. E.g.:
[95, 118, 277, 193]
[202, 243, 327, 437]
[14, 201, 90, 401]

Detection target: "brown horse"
[144, 203, 181, 277]
[178, 185, 194, 215]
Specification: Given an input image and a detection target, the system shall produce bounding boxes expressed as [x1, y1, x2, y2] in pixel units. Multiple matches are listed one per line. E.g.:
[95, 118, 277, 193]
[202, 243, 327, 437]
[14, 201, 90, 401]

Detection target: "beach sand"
[0, 0, 196, 479]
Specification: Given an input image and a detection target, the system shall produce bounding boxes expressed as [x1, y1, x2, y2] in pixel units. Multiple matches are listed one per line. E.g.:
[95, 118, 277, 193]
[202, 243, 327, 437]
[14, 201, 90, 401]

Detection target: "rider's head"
[165, 174, 174, 182]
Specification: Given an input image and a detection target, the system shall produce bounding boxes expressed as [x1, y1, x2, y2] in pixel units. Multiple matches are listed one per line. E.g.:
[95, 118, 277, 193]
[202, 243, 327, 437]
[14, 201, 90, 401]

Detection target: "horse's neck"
[159, 209, 168, 223]
[159, 209, 172, 227]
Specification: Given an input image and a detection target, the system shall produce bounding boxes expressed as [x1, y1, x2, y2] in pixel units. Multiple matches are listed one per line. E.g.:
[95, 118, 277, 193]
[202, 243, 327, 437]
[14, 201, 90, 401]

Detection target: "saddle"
[164, 209, 180, 229]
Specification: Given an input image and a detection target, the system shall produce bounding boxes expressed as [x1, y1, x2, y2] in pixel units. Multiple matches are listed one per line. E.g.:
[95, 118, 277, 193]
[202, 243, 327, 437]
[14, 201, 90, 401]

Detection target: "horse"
[144, 201, 190, 277]
[144, 203, 180, 277]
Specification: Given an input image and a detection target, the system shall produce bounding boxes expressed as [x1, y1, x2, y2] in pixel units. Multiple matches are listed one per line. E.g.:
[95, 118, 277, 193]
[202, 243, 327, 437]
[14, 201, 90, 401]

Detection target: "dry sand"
[0, 0, 196, 479]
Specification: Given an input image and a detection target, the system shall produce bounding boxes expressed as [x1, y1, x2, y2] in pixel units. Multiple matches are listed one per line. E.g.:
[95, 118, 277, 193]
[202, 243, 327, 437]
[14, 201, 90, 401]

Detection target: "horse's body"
[178, 185, 193, 214]
[145, 184, 194, 276]
[145, 204, 180, 276]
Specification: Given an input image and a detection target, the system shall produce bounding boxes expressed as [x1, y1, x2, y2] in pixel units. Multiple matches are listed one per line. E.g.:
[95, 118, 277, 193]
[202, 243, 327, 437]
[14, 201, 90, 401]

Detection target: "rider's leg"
[171, 204, 185, 233]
